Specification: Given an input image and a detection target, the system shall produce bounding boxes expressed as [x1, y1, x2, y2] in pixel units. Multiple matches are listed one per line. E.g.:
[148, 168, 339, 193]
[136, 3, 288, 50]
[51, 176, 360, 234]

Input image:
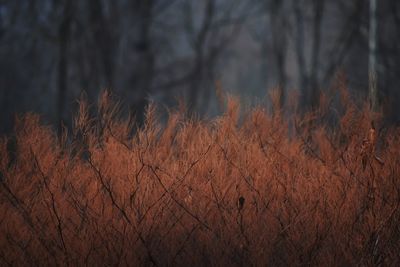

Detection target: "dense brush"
[0, 89, 399, 266]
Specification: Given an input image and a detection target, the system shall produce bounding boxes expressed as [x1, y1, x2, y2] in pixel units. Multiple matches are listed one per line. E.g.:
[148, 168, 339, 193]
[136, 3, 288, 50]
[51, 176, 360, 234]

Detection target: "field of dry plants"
[1, 88, 400, 266]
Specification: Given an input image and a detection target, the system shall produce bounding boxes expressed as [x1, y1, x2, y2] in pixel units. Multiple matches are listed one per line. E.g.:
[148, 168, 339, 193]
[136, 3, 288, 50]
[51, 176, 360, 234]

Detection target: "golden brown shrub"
[0, 90, 399, 266]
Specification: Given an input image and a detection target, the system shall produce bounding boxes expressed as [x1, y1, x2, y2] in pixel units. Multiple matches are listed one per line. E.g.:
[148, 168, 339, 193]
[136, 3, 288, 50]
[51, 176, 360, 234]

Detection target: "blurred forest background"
[1, 0, 400, 133]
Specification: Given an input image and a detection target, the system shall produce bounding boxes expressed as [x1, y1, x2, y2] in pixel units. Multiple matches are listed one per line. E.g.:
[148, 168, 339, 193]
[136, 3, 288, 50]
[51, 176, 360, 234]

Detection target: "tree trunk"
[270, 0, 287, 109]
[188, 0, 214, 116]
[369, 0, 378, 111]
[293, 1, 308, 109]
[131, 0, 155, 125]
[310, 0, 325, 109]
[89, 0, 116, 89]
[57, 0, 72, 135]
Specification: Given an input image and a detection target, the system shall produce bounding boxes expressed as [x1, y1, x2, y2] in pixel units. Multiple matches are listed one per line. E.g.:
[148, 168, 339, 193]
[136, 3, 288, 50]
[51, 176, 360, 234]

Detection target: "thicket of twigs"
[1, 87, 400, 266]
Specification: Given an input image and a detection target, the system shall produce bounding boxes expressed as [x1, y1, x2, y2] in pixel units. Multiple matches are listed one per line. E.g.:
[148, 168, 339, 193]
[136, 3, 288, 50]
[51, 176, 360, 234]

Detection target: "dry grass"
[1, 89, 400, 266]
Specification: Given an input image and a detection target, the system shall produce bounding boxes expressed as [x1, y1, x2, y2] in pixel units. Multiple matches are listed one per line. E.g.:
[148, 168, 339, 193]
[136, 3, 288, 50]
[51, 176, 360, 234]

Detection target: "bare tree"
[321, 0, 365, 86]
[184, 0, 216, 114]
[182, 0, 252, 115]
[293, 0, 308, 107]
[88, 0, 118, 89]
[56, 0, 73, 134]
[270, 0, 288, 108]
[309, 0, 325, 109]
[293, 0, 325, 110]
[130, 0, 155, 124]
[368, 0, 378, 111]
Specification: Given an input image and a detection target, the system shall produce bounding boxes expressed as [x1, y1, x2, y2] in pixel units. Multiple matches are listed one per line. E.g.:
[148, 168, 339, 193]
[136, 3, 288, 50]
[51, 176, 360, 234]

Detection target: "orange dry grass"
[0, 90, 400, 266]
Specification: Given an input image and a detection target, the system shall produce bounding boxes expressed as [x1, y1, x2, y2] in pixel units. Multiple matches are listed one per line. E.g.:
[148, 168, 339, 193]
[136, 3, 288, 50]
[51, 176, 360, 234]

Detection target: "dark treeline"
[1, 0, 400, 133]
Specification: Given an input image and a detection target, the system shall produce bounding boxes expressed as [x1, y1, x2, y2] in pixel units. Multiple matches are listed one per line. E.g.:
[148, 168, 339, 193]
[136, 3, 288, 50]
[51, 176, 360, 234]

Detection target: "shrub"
[1, 89, 399, 266]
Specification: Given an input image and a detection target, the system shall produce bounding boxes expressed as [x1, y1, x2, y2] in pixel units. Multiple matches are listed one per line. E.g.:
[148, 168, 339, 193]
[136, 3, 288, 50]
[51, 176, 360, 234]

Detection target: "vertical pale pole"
[368, 0, 377, 111]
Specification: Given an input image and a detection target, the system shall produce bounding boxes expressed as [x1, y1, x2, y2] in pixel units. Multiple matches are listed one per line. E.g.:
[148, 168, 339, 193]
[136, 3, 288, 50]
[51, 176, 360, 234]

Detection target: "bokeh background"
[1, 0, 400, 133]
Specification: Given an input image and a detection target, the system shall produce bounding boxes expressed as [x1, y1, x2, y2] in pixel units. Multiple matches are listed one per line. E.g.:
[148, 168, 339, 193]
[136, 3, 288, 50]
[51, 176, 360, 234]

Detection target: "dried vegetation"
[1, 87, 400, 266]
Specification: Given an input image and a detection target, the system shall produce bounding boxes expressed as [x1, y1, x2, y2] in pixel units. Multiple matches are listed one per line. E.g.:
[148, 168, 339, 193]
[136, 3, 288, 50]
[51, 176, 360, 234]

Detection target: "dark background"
[1, 0, 400, 133]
